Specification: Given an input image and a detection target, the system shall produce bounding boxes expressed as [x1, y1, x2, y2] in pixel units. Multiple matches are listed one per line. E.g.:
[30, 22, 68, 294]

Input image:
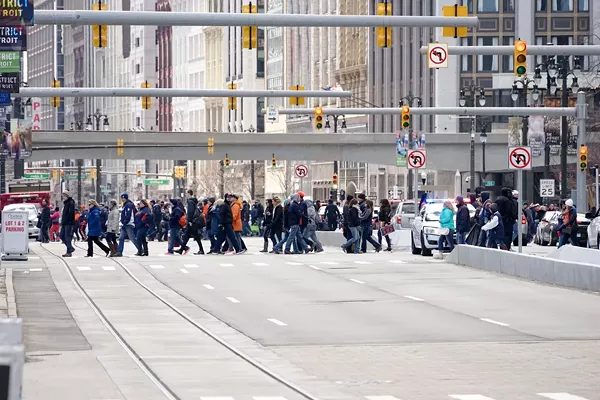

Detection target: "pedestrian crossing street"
[196, 394, 592, 400]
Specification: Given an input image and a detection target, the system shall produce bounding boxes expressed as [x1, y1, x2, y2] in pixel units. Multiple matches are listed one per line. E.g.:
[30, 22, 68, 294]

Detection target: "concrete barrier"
[445, 245, 600, 292]
[547, 245, 600, 266]
[317, 229, 411, 249]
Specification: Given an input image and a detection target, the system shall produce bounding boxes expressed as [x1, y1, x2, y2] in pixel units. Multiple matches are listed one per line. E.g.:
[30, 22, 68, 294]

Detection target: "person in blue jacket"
[134, 199, 152, 256]
[166, 198, 184, 255]
[86, 200, 111, 257]
[115, 193, 140, 257]
[208, 198, 223, 254]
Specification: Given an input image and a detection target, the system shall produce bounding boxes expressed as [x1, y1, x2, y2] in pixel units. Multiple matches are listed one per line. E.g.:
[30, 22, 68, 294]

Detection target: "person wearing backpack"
[166, 198, 184, 255]
[134, 199, 152, 256]
[115, 193, 140, 257]
[176, 190, 205, 255]
[303, 199, 324, 253]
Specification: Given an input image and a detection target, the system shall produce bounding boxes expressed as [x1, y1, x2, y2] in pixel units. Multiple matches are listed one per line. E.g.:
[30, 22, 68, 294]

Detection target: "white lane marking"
[480, 318, 510, 327]
[267, 318, 287, 326]
[180, 269, 189, 274]
[389, 260, 406, 264]
[201, 397, 235, 400]
[226, 297, 240, 303]
[184, 264, 200, 268]
[349, 279, 365, 284]
[354, 260, 372, 265]
[29, 268, 43, 272]
[28, 256, 40, 259]
[149, 265, 165, 269]
[449, 396, 496, 400]
[366, 396, 403, 400]
[320, 261, 338, 265]
[286, 262, 303, 265]
[77, 266, 91, 271]
[308, 265, 321, 270]
[70, 256, 79, 259]
[254, 397, 290, 400]
[203, 284, 215, 290]
[538, 394, 591, 400]
[253, 262, 269, 266]
[102, 266, 116, 271]
[404, 295, 424, 302]
[220, 263, 234, 267]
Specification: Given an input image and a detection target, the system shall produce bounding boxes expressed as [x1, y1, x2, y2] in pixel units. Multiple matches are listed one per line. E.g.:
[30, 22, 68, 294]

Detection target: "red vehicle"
[0, 179, 51, 212]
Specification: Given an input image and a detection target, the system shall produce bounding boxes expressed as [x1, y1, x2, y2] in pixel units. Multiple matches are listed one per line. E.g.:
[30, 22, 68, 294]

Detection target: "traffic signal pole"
[576, 91, 588, 213]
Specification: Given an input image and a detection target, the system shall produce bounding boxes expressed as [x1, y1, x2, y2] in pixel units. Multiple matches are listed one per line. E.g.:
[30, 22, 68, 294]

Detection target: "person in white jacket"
[106, 200, 120, 256]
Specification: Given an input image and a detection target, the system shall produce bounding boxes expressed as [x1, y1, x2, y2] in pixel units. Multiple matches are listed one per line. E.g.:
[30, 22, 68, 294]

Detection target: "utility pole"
[560, 57, 569, 198]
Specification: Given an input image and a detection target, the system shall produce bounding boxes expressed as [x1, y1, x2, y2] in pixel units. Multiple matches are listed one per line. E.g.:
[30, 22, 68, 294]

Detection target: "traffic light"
[401, 106, 410, 129]
[514, 40, 527, 76]
[52, 169, 58, 180]
[579, 144, 588, 172]
[332, 173, 338, 187]
[224, 156, 231, 169]
[242, 4, 258, 49]
[272, 154, 277, 168]
[289, 85, 305, 106]
[141, 81, 151, 109]
[117, 138, 124, 156]
[60, 169, 64, 178]
[314, 107, 324, 131]
[228, 83, 237, 110]
[51, 79, 60, 108]
[90, 167, 97, 179]
[136, 169, 142, 178]
[376, 2, 392, 48]
[92, 2, 108, 48]
[208, 137, 214, 155]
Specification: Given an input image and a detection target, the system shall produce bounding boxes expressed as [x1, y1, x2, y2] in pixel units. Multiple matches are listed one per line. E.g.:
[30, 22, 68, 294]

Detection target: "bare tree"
[269, 161, 294, 198]
[194, 160, 222, 198]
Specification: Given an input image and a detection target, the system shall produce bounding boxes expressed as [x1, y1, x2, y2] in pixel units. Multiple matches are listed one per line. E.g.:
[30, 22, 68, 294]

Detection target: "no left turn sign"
[428, 43, 448, 69]
[295, 164, 309, 178]
[508, 146, 532, 170]
[408, 149, 427, 169]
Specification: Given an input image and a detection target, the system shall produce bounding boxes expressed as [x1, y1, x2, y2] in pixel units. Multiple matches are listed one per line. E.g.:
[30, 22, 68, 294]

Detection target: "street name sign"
[144, 178, 170, 185]
[540, 179, 555, 198]
[23, 172, 49, 179]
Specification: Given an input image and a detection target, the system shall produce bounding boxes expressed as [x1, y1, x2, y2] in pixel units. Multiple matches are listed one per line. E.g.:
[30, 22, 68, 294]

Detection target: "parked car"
[392, 200, 417, 230]
[587, 210, 600, 248]
[574, 213, 591, 247]
[411, 200, 476, 256]
[535, 210, 560, 246]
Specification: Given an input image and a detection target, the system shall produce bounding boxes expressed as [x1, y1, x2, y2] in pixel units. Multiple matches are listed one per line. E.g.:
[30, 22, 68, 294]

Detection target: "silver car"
[392, 200, 417, 230]
[587, 210, 600, 248]
[411, 201, 476, 256]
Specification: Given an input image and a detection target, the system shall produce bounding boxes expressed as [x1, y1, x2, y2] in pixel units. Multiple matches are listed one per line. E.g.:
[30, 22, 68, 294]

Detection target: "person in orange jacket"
[230, 194, 247, 252]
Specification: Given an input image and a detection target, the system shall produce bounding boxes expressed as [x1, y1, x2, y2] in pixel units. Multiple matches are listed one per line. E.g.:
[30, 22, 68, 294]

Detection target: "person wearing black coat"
[342, 194, 354, 240]
[494, 187, 517, 249]
[60, 190, 76, 257]
[325, 199, 340, 231]
[176, 190, 204, 255]
[377, 199, 392, 251]
[260, 199, 274, 252]
[216, 197, 240, 253]
[39, 199, 51, 243]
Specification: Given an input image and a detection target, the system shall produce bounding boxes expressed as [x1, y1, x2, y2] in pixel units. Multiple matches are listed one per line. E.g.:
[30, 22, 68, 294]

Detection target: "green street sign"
[65, 174, 88, 181]
[484, 180, 495, 187]
[0, 51, 20, 73]
[144, 178, 170, 185]
[24, 172, 50, 179]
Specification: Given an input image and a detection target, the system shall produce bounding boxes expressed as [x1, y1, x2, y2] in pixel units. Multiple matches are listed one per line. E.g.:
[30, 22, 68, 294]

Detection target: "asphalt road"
[28, 238, 600, 400]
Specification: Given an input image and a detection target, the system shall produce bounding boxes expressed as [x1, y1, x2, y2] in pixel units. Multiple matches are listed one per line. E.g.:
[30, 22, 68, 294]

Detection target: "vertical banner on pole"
[395, 131, 407, 167]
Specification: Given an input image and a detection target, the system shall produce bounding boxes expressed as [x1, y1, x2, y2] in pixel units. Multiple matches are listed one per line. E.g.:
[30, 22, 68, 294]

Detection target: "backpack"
[307, 205, 318, 226]
[179, 213, 186, 227]
[192, 207, 206, 228]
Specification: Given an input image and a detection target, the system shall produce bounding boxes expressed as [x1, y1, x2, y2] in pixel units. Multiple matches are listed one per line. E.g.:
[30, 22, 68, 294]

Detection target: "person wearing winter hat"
[114, 192, 141, 257]
[558, 198, 578, 248]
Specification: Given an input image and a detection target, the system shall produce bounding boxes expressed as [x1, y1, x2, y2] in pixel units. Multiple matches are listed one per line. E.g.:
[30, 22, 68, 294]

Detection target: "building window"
[467, 0, 473, 13]
[502, 36, 514, 72]
[477, 37, 499, 71]
[537, 0, 548, 11]
[503, 0, 514, 12]
[135, 37, 140, 47]
[461, 37, 473, 72]
[478, 0, 498, 12]
[553, 0, 573, 11]
[136, 116, 141, 127]
[578, 0, 589, 11]
[136, 63, 140, 74]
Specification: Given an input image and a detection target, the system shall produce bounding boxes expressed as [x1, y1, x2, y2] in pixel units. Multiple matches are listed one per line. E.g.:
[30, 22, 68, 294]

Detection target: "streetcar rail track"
[40, 242, 320, 400]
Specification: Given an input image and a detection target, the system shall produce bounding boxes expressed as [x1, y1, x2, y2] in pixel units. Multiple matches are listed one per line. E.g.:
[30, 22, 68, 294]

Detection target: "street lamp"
[399, 93, 423, 200]
[87, 110, 109, 202]
[480, 126, 488, 180]
[325, 114, 347, 201]
[458, 83, 486, 193]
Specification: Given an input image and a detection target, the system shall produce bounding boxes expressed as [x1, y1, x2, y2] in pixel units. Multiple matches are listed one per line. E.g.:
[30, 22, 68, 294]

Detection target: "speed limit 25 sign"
[539, 179, 555, 198]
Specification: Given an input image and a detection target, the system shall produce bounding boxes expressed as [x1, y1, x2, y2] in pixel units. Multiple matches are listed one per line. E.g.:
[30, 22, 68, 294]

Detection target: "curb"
[6, 268, 16, 318]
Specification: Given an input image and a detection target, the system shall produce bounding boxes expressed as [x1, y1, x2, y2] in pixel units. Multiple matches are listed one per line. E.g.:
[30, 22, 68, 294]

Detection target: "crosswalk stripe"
[389, 260, 406, 264]
[449, 395, 496, 400]
[77, 266, 91, 271]
[365, 396, 402, 400]
[29, 268, 43, 272]
[102, 266, 116, 271]
[320, 261, 338, 265]
[203, 284, 215, 290]
[286, 262, 303, 265]
[254, 397, 289, 400]
[226, 297, 240, 303]
[149, 265, 165, 269]
[220, 263, 234, 267]
[184, 264, 200, 268]
[538, 394, 590, 400]
[354, 260, 372, 264]
[200, 397, 235, 400]
[180, 269, 189, 274]
[253, 262, 269, 266]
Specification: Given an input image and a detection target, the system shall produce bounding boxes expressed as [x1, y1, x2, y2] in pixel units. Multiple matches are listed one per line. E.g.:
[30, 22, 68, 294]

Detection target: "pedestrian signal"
[90, 167, 97, 179]
[332, 173, 338, 186]
[141, 81, 151, 109]
[51, 79, 60, 108]
[401, 106, 410, 129]
[52, 169, 58, 180]
[579, 144, 588, 171]
[225, 157, 231, 169]
[92, 3, 108, 48]
[514, 40, 527, 77]
[272, 155, 277, 168]
[314, 107, 324, 131]
[136, 169, 142, 178]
